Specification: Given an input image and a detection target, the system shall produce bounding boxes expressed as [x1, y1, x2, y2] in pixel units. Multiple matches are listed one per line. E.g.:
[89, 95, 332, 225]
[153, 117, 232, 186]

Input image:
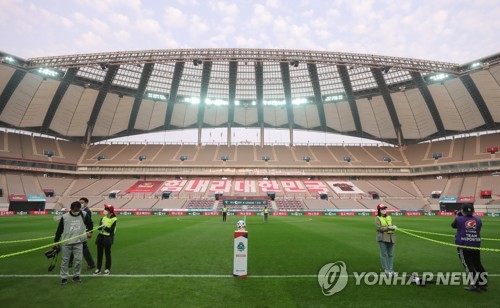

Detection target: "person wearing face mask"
[54, 201, 93, 285]
[375, 204, 397, 275]
[68, 197, 95, 270]
[94, 204, 118, 275]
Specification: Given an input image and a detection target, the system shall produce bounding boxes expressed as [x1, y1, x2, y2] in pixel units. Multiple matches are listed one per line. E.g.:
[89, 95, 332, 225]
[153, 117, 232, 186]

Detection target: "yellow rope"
[0, 226, 101, 260]
[398, 227, 500, 241]
[0, 235, 54, 244]
[397, 228, 500, 252]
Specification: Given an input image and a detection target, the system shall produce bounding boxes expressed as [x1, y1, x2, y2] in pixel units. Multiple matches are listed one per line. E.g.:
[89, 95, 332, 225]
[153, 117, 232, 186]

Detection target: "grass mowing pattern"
[0, 215, 499, 307]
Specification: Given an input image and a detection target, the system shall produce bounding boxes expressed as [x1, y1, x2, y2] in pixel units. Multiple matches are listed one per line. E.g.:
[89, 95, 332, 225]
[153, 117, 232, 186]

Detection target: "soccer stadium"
[0, 0, 500, 308]
[1, 3, 500, 308]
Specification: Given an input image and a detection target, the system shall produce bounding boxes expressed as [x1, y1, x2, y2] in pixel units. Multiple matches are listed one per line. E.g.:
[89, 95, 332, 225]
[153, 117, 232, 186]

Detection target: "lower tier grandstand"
[1, 172, 499, 213]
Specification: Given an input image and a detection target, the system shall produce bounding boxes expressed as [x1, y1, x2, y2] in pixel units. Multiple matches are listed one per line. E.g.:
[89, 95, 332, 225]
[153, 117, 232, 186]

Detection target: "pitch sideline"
[0, 273, 499, 278]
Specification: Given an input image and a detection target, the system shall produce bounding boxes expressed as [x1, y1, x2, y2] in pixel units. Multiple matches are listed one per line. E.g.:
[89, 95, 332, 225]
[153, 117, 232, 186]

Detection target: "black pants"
[457, 248, 488, 287]
[222, 213, 227, 222]
[96, 235, 113, 271]
[69, 242, 95, 267]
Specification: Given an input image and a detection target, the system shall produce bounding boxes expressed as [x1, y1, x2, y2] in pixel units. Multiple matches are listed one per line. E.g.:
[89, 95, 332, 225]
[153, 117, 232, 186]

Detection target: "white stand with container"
[233, 220, 248, 277]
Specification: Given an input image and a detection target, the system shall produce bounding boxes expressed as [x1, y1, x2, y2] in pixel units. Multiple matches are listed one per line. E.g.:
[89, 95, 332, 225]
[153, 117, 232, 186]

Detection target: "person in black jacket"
[68, 197, 95, 270]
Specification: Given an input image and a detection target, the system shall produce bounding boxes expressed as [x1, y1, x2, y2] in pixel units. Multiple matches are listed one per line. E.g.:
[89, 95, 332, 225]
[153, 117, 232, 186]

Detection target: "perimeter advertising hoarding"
[8, 210, 499, 217]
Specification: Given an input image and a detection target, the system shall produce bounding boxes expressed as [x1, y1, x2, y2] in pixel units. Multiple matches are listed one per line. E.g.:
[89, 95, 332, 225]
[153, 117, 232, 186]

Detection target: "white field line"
[0, 274, 498, 278]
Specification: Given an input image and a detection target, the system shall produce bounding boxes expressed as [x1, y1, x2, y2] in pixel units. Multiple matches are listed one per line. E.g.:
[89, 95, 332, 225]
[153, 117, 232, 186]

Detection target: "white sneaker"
[103, 269, 110, 275]
[93, 269, 101, 275]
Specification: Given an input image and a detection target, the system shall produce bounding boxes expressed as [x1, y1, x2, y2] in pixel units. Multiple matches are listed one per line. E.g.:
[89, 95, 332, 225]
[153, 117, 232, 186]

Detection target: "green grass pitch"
[1, 215, 499, 307]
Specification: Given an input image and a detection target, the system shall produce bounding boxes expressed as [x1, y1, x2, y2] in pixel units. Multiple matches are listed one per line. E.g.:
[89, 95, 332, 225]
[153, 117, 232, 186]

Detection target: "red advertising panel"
[457, 196, 475, 203]
[125, 181, 163, 193]
[486, 146, 498, 153]
[30, 210, 49, 215]
[272, 212, 289, 216]
[405, 212, 423, 216]
[438, 211, 455, 216]
[305, 211, 323, 216]
[236, 211, 255, 216]
[8, 194, 28, 201]
[338, 212, 356, 216]
[480, 190, 492, 198]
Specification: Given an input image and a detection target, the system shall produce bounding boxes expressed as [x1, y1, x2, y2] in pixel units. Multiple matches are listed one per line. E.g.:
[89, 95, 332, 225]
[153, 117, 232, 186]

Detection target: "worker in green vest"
[94, 204, 117, 275]
[222, 204, 227, 222]
[263, 206, 269, 222]
[375, 204, 397, 275]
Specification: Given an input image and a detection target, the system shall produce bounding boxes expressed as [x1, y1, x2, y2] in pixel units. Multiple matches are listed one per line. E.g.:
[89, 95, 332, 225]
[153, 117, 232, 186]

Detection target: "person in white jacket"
[54, 201, 93, 285]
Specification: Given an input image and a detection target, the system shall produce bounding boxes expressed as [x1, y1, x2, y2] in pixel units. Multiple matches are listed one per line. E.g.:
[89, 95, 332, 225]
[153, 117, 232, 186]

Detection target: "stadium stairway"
[270, 201, 277, 211]
[77, 146, 89, 165]
[441, 178, 452, 196]
[411, 181, 424, 198]
[62, 180, 77, 198]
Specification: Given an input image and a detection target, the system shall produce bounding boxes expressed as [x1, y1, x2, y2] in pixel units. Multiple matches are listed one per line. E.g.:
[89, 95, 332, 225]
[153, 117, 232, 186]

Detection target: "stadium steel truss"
[0, 48, 499, 145]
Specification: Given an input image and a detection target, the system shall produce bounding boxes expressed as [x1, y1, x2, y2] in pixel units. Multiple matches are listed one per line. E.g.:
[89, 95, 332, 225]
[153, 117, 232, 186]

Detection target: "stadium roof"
[0, 48, 499, 145]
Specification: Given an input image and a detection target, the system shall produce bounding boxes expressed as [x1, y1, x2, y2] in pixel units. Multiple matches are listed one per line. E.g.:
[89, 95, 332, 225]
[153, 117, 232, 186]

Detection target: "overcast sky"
[1, 0, 499, 63]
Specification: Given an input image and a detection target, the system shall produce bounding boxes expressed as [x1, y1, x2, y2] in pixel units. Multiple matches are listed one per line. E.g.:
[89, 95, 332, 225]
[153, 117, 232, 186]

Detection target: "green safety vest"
[222, 207, 227, 213]
[377, 216, 394, 234]
[264, 208, 268, 214]
[100, 216, 117, 236]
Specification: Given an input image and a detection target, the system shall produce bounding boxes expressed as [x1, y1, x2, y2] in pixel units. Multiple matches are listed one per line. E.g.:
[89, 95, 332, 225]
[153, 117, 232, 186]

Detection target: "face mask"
[380, 210, 387, 215]
[103, 210, 109, 215]
[71, 211, 80, 216]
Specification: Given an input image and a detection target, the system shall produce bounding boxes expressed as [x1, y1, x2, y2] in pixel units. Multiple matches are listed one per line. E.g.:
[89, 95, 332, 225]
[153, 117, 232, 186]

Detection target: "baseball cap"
[377, 204, 388, 210]
[104, 204, 115, 214]
[461, 203, 474, 214]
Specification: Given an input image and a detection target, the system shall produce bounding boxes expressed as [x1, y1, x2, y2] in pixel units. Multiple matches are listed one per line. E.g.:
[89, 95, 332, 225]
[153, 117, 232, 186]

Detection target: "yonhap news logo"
[317, 261, 349, 296]
[318, 261, 488, 296]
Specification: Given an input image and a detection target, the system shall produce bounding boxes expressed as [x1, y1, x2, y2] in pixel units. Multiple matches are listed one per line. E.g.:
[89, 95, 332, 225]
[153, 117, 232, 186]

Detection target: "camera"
[44, 245, 60, 259]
